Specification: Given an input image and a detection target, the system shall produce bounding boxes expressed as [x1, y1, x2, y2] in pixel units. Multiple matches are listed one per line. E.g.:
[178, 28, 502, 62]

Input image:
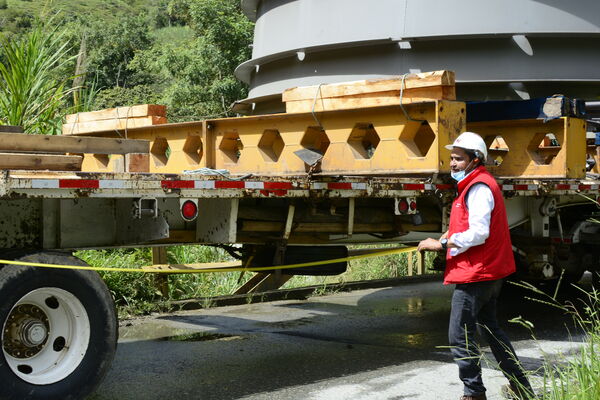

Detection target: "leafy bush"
[0, 20, 76, 134]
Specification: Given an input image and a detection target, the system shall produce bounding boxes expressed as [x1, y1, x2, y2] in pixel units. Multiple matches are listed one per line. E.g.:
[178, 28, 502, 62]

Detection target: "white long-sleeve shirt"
[449, 183, 495, 256]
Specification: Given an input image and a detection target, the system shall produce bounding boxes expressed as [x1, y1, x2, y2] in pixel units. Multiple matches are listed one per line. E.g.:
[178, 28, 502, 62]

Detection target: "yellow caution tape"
[0, 247, 418, 274]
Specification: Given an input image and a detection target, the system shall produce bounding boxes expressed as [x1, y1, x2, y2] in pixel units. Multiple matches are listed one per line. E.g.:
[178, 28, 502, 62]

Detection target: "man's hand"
[417, 238, 443, 252]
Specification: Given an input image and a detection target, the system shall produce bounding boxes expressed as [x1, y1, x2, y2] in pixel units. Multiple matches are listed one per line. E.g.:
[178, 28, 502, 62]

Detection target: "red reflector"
[410, 201, 417, 211]
[181, 200, 198, 220]
[398, 200, 409, 213]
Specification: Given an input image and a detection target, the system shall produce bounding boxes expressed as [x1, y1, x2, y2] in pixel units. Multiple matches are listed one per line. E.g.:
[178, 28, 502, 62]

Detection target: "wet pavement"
[90, 276, 591, 400]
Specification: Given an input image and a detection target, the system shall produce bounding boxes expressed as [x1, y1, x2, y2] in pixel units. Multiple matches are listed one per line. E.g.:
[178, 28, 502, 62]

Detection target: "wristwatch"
[440, 238, 448, 250]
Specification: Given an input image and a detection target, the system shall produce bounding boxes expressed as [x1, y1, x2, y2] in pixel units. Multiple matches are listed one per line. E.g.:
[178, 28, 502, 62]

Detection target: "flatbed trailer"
[2, 96, 600, 399]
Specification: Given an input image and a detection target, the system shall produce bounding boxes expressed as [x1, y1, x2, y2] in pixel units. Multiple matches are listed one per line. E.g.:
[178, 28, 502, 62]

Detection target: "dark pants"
[449, 279, 533, 396]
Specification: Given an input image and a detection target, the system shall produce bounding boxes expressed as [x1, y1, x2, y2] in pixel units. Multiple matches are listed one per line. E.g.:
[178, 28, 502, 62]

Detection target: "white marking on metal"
[244, 181, 265, 189]
[99, 180, 127, 189]
[194, 181, 216, 189]
[31, 180, 59, 189]
[351, 183, 367, 190]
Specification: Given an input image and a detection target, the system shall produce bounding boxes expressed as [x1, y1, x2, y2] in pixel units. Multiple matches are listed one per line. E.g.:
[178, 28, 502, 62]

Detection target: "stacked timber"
[62, 104, 167, 135]
[0, 130, 149, 172]
[282, 70, 455, 113]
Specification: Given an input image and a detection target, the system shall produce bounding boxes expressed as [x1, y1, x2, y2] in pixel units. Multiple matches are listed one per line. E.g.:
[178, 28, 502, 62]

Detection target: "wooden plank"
[0, 153, 82, 171]
[62, 116, 167, 135]
[282, 70, 455, 102]
[143, 261, 242, 271]
[0, 132, 149, 155]
[285, 86, 455, 113]
[234, 273, 269, 294]
[65, 104, 167, 124]
[127, 153, 150, 172]
[0, 125, 24, 133]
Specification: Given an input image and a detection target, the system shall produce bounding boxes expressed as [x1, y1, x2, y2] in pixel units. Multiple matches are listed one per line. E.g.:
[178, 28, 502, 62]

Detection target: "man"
[417, 132, 535, 400]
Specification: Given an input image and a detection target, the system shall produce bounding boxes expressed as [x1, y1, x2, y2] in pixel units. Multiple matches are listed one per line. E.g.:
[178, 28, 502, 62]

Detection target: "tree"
[85, 14, 153, 89]
[122, 0, 254, 121]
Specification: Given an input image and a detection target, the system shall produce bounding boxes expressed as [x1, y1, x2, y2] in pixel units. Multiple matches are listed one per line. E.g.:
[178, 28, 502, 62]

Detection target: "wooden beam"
[62, 116, 167, 135]
[234, 273, 269, 294]
[65, 104, 167, 124]
[282, 70, 455, 102]
[0, 153, 82, 171]
[143, 261, 242, 271]
[0, 133, 149, 155]
[0, 125, 24, 133]
[285, 86, 456, 113]
[152, 247, 169, 297]
[250, 273, 293, 293]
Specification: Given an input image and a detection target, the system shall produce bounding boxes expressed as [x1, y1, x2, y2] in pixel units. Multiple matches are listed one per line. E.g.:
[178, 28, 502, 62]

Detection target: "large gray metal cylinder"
[237, 0, 600, 113]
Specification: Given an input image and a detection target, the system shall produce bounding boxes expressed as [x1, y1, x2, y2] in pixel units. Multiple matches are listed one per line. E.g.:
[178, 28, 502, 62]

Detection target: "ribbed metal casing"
[237, 0, 600, 113]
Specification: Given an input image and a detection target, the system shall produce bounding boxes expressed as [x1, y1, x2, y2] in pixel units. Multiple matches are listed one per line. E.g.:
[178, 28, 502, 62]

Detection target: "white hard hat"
[445, 131, 487, 162]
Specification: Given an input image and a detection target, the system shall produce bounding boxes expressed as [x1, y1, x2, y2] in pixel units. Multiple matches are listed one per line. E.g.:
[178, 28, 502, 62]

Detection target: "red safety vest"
[444, 166, 516, 284]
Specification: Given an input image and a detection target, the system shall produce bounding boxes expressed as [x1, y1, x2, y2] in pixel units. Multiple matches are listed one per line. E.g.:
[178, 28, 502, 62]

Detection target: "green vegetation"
[0, 20, 76, 133]
[510, 281, 600, 399]
[75, 246, 437, 317]
[0, 0, 253, 130]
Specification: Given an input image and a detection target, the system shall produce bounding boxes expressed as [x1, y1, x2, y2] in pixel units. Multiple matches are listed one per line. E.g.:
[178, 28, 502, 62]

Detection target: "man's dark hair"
[464, 149, 483, 165]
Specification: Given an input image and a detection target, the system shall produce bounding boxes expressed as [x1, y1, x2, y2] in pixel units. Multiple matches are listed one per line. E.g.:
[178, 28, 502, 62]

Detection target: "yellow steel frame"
[209, 101, 464, 175]
[467, 117, 586, 179]
[77, 103, 587, 179]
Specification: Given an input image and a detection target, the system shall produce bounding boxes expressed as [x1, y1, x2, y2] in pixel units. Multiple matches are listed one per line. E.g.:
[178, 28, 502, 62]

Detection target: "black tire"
[0, 252, 117, 400]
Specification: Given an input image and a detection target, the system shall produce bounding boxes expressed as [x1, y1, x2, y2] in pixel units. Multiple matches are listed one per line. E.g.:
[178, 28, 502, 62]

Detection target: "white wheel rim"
[2, 288, 90, 385]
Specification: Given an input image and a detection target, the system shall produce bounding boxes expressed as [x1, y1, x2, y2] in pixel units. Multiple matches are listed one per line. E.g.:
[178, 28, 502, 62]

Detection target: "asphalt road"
[90, 276, 591, 400]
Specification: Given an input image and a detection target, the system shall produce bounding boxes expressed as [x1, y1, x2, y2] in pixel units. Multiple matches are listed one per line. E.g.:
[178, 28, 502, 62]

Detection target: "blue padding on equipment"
[466, 96, 585, 123]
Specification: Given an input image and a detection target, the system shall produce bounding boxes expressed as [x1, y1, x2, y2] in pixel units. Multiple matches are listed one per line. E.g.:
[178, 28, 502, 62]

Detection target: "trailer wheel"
[0, 252, 117, 400]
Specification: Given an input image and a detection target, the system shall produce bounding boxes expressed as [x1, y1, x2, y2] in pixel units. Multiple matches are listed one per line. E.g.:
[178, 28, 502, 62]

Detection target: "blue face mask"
[451, 169, 466, 182]
[451, 160, 476, 182]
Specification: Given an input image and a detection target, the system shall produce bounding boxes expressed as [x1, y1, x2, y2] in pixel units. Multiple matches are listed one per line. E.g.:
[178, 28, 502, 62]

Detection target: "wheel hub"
[3, 304, 50, 359]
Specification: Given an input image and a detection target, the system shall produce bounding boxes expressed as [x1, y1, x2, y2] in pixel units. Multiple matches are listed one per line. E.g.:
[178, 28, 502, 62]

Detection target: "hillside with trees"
[0, 0, 254, 134]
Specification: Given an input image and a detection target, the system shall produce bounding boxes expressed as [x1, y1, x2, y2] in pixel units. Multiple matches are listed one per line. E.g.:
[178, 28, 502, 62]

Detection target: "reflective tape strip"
[194, 180, 216, 189]
[99, 180, 127, 189]
[161, 180, 194, 189]
[59, 179, 99, 189]
[311, 182, 328, 190]
[513, 184, 537, 191]
[579, 184, 595, 190]
[244, 181, 265, 189]
[31, 179, 60, 189]
[263, 181, 294, 190]
[402, 184, 425, 190]
[327, 182, 353, 190]
[215, 180, 245, 189]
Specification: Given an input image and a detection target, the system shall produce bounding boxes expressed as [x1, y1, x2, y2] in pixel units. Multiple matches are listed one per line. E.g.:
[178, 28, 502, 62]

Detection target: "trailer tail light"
[180, 199, 198, 221]
[397, 199, 409, 214]
[394, 197, 417, 215]
[410, 200, 417, 211]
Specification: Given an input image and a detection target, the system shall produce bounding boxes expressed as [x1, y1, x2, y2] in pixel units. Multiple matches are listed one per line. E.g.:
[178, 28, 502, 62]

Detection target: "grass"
[508, 280, 600, 400]
[0, 0, 157, 27]
[75, 244, 440, 317]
